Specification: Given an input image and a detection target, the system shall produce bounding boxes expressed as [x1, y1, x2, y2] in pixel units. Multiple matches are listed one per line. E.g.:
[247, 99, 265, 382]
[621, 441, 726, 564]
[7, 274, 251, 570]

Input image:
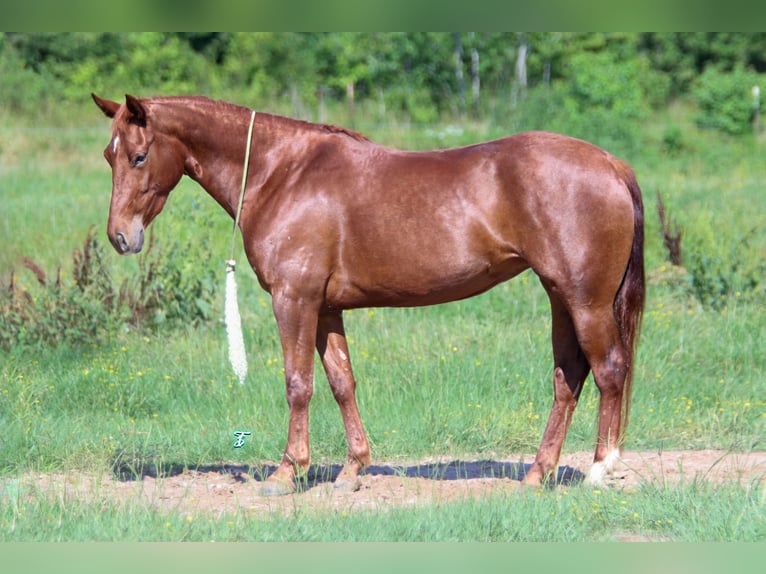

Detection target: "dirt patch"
[16, 450, 765, 518]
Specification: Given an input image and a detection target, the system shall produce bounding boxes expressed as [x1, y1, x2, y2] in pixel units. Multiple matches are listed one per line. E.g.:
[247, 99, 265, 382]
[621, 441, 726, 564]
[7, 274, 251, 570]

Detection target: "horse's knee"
[285, 373, 313, 407]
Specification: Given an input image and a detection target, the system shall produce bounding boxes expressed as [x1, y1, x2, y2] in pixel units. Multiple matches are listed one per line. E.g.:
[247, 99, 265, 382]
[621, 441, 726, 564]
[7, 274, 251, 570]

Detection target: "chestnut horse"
[92, 94, 644, 495]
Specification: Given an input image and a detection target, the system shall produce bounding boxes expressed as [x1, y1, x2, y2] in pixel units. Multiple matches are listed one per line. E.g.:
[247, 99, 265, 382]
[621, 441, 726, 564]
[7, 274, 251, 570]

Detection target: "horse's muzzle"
[110, 227, 144, 255]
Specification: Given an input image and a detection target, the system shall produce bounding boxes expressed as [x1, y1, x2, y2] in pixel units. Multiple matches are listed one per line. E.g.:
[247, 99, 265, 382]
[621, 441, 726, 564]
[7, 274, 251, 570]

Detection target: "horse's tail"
[614, 163, 645, 445]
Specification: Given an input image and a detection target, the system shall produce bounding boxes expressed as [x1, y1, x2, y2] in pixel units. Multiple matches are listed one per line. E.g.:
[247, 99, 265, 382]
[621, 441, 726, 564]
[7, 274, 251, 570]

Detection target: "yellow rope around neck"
[229, 109, 257, 265]
[225, 109, 256, 385]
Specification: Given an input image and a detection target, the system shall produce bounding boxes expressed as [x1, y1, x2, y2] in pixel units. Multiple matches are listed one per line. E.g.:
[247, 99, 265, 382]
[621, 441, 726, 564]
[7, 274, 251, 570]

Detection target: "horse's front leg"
[259, 292, 320, 497]
[316, 311, 371, 492]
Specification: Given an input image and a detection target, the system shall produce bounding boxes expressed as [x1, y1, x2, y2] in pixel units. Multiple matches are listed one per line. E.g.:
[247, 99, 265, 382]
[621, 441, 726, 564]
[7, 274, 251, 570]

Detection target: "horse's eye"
[132, 153, 147, 167]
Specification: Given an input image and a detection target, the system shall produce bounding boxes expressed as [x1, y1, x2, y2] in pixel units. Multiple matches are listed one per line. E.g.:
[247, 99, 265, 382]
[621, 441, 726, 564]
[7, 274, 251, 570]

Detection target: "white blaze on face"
[112, 135, 120, 154]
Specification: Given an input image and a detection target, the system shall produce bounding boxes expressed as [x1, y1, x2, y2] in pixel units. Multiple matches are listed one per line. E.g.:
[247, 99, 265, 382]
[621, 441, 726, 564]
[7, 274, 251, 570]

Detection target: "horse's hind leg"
[570, 306, 630, 485]
[524, 291, 590, 486]
[316, 311, 371, 492]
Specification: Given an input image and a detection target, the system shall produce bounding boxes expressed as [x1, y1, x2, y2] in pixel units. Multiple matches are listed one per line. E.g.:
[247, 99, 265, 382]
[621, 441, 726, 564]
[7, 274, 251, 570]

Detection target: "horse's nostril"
[116, 232, 129, 253]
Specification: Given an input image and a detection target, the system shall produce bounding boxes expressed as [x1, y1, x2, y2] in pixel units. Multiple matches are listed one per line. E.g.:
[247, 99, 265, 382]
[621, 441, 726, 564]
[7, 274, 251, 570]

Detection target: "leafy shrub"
[385, 85, 440, 124]
[650, 195, 764, 310]
[682, 213, 765, 310]
[62, 33, 220, 100]
[510, 51, 659, 155]
[685, 242, 764, 310]
[562, 52, 656, 152]
[660, 125, 685, 157]
[0, 39, 54, 114]
[0, 229, 119, 349]
[692, 66, 761, 135]
[0, 226, 220, 350]
[125, 228, 218, 329]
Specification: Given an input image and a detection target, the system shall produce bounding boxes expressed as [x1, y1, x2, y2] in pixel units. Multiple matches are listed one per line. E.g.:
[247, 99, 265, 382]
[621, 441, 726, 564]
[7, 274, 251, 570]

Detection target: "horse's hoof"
[258, 478, 296, 497]
[333, 476, 362, 493]
[521, 474, 543, 489]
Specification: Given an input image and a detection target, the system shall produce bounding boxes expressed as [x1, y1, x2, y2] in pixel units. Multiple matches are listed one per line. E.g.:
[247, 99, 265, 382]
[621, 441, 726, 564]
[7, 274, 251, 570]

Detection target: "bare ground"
[21, 449, 766, 518]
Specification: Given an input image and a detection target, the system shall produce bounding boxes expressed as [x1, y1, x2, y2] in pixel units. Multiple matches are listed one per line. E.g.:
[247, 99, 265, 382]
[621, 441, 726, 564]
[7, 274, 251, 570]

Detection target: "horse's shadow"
[113, 458, 586, 488]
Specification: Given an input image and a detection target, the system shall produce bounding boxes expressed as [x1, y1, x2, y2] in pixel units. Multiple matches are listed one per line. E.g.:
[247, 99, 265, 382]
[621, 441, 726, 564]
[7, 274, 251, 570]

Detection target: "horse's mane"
[147, 95, 371, 143]
[263, 112, 371, 143]
[314, 122, 371, 143]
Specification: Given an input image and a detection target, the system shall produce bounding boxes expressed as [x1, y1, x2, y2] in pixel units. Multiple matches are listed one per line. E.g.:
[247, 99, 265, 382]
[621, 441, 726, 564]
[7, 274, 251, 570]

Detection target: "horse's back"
[312, 131, 636, 310]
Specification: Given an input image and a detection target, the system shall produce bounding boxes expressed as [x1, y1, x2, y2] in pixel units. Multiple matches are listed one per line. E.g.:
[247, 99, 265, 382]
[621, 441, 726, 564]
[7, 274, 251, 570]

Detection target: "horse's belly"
[326, 253, 529, 309]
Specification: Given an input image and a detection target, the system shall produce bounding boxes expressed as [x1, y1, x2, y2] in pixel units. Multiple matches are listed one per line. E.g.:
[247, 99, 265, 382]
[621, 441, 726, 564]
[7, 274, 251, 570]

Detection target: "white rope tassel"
[225, 260, 248, 384]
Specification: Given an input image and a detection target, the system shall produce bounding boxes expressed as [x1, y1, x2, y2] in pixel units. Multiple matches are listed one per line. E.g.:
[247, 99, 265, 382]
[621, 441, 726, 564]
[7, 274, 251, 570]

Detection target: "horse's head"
[92, 94, 186, 254]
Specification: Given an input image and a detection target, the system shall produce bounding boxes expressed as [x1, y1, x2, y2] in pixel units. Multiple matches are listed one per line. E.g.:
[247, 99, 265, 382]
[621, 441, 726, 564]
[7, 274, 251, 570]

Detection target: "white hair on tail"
[225, 260, 248, 384]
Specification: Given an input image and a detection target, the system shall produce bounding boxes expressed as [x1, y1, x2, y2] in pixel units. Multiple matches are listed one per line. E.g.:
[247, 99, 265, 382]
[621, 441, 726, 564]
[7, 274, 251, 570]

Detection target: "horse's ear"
[125, 94, 147, 126]
[92, 93, 120, 118]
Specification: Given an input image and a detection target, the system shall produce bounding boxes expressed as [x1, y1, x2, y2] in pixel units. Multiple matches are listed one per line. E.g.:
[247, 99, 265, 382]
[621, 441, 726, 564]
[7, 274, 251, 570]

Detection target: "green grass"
[1, 101, 764, 541]
[1, 478, 762, 542]
[1, 281, 763, 473]
[0, 278, 557, 472]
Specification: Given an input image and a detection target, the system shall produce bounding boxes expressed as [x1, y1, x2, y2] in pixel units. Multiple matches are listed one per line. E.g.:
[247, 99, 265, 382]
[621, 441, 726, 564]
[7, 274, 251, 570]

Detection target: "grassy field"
[0, 101, 764, 541]
[2, 478, 763, 542]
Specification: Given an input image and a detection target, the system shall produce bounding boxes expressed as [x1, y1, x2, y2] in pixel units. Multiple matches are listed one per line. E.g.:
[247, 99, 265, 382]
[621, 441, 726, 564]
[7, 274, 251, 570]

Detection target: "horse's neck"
[162, 103, 338, 219]
[192, 113, 301, 202]
[160, 102, 253, 217]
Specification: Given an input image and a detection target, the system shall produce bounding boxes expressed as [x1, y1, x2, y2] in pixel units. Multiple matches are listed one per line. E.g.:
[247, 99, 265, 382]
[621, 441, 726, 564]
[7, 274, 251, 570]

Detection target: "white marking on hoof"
[604, 448, 621, 473]
[586, 449, 621, 486]
[586, 462, 606, 486]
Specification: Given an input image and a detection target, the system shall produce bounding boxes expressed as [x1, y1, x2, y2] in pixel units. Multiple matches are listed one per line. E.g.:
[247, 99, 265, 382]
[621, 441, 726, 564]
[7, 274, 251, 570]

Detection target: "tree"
[222, 33, 318, 116]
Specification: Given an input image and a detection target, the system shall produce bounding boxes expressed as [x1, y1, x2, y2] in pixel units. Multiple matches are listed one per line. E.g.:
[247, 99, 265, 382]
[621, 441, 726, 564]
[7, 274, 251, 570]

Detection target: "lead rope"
[225, 110, 256, 385]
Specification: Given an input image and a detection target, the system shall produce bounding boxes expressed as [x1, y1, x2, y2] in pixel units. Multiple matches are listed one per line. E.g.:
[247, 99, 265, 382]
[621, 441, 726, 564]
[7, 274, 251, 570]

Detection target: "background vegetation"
[0, 32, 764, 541]
[2, 32, 765, 132]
